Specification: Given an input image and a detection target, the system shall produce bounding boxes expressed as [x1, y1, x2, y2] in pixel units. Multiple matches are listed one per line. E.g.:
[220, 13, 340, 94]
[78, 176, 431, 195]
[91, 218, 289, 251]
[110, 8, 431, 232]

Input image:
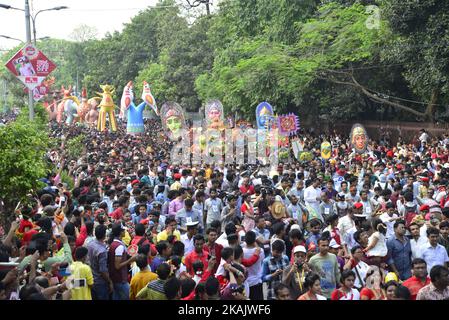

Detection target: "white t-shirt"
[242, 246, 265, 287]
[380, 212, 398, 239]
[366, 232, 388, 257]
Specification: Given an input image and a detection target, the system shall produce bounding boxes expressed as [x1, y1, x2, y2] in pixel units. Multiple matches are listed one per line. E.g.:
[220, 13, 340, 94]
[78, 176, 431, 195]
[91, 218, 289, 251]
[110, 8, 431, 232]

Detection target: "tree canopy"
[1, 0, 448, 122]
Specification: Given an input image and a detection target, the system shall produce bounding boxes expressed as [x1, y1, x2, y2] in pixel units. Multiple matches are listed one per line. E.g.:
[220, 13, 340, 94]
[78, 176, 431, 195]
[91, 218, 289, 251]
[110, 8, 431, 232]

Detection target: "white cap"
[186, 221, 199, 227]
[290, 224, 301, 231]
[329, 238, 341, 249]
[293, 245, 307, 254]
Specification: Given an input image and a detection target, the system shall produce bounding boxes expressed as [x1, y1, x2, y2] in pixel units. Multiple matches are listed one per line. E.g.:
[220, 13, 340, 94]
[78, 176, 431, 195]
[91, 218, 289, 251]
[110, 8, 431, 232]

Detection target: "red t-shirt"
[360, 288, 386, 300]
[239, 184, 255, 195]
[184, 250, 209, 276]
[402, 276, 431, 300]
[110, 207, 124, 221]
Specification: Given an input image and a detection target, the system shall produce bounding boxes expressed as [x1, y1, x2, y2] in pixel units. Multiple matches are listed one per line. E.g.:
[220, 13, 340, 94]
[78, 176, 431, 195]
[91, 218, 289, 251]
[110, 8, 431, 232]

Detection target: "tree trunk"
[205, 2, 211, 15]
[425, 88, 439, 123]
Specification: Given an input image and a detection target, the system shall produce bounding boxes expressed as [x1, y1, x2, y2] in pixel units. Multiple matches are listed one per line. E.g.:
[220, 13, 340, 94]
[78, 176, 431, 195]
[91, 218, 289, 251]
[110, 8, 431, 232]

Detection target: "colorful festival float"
[160, 101, 186, 141]
[350, 123, 369, 154]
[277, 113, 300, 162]
[57, 85, 80, 125]
[255, 102, 278, 164]
[202, 100, 227, 161]
[94, 84, 117, 132]
[121, 81, 158, 135]
[77, 88, 90, 124]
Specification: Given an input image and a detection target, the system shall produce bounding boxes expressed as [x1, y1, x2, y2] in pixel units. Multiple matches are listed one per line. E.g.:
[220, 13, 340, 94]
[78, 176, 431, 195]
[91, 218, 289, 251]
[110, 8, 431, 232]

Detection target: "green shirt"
[19, 242, 73, 272]
[308, 252, 341, 299]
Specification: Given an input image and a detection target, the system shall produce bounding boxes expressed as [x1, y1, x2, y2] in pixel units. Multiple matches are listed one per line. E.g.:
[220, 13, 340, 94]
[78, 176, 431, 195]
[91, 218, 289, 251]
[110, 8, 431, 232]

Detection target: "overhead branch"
[319, 69, 428, 118]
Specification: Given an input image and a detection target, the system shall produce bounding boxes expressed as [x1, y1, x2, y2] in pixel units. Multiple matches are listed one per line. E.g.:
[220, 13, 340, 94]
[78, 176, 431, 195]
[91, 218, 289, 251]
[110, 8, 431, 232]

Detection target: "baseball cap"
[353, 202, 363, 209]
[131, 179, 140, 186]
[329, 239, 341, 249]
[290, 224, 301, 231]
[173, 173, 182, 180]
[420, 204, 430, 212]
[293, 245, 307, 254]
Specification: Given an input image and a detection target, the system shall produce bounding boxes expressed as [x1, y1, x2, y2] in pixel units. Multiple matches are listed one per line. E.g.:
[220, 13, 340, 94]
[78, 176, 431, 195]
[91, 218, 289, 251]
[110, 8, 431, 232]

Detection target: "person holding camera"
[282, 245, 310, 299]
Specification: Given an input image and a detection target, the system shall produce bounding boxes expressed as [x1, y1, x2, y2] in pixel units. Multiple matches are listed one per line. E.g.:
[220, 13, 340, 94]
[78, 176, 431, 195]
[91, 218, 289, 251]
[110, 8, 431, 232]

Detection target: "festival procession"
[1, 0, 449, 302]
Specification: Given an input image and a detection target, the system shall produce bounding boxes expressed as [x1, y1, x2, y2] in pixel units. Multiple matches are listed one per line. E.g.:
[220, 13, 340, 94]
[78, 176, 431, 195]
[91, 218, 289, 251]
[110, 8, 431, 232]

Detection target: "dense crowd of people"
[1, 117, 449, 301]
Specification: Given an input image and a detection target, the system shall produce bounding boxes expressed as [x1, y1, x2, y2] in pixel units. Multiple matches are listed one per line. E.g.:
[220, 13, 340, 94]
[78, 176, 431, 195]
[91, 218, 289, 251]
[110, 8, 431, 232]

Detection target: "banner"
[5, 44, 56, 90]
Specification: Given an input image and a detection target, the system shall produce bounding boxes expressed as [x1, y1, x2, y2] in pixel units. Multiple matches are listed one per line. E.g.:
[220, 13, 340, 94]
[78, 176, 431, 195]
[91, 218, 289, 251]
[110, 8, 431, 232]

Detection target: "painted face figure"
[350, 124, 368, 154]
[166, 116, 182, 135]
[256, 102, 275, 129]
[209, 106, 221, 122]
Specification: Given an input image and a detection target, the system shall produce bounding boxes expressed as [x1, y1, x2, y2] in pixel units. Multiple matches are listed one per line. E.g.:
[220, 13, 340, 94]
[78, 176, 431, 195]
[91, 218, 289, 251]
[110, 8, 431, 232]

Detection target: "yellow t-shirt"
[156, 230, 181, 243]
[122, 230, 131, 246]
[130, 269, 158, 300]
[70, 261, 94, 300]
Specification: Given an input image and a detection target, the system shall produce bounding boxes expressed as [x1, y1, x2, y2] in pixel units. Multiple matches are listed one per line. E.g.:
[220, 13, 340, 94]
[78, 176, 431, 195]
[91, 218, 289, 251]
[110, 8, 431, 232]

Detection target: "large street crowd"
[1, 117, 449, 300]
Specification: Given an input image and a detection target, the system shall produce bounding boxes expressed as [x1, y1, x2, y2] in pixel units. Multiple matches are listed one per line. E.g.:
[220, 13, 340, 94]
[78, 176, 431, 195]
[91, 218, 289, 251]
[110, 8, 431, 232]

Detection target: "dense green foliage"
[0, 103, 50, 221]
[1, 0, 448, 122]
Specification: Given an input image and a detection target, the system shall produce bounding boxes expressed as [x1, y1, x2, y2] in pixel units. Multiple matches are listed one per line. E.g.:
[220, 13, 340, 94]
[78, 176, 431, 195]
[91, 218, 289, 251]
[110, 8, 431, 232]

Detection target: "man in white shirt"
[242, 230, 265, 300]
[409, 222, 429, 259]
[360, 190, 375, 219]
[304, 178, 322, 215]
[418, 227, 449, 273]
[337, 205, 356, 244]
[180, 222, 199, 255]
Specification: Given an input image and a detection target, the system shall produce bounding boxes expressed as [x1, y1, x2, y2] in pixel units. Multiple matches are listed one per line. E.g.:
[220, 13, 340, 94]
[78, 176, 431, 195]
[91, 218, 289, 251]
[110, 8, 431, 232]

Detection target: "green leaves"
[0, 114, 50, 211]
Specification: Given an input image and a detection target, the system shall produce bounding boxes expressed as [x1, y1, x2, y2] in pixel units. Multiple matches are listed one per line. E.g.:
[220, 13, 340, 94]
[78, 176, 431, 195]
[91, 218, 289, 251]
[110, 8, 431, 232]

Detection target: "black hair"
[172, 241, 185, 257]
[206, 227, 218, 235]
[184, 198, 194, 207]
[95, 224, 107, 240]
[411, 258, 427, 268]
[309, 219, 321, 228]
[393, 220, 406, 229]
[429, 265, 449, 283]
[205, 276, 220, 296]
[351, 245, 362, 255]
[372, 218, 387, 235]
[233, 245, 243, 260]
[304, 273, 321, 290]
[136, 254, 148, 269]
[272, 239, 285, 253]
[245, 231, 256, 245]
[63, 222, 76, 237]
[394, 285, 411, 300]
[192, 260, 204, 273]
[138, 244, 150, 256]
[221, 247, 234, 261]
[164, 277, 181, 300]
[427, 226, 440, 237]
[156, 241, 169, 255]
[19, 284, 40, 300]
[156, 263, 171, 280]
[180, 278, 196, 299]
[135, 223, 146, 236]
[75, 246, 88, 261]
[272, 222, 285, 236]
[340, 270, 356, 283]
[289, 228, 303, 241]
[224, 222, 237, 236]
[193, 234, 205, 243]
[210, 220, 221, 231]
[274, 283, 290, 297]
